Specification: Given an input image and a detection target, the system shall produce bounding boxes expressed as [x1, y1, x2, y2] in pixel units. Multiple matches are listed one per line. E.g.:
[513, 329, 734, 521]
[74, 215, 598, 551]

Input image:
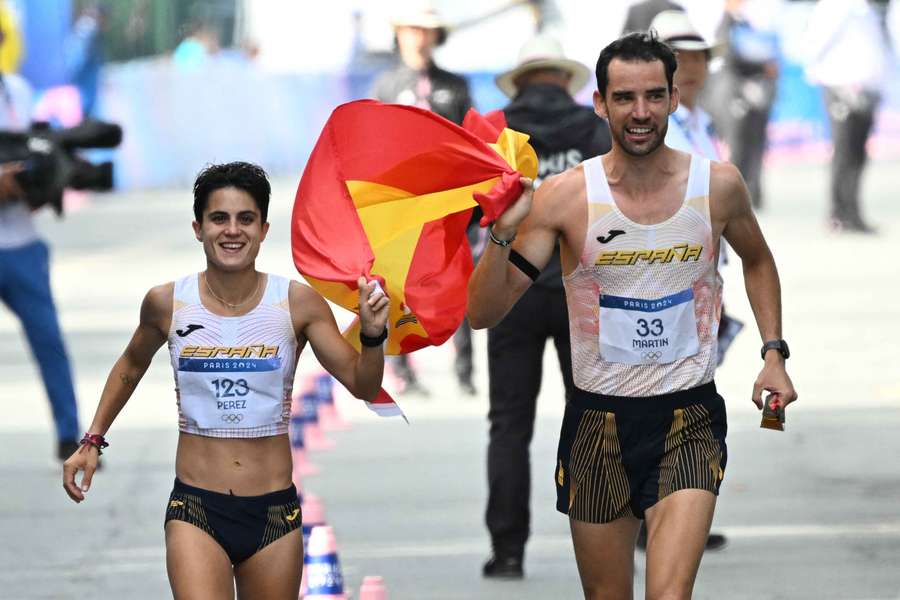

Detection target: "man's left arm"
[713, 162, 797, 410]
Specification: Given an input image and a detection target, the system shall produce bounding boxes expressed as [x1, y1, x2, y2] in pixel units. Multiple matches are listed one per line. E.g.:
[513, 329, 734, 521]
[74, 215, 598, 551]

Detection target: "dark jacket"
[371, 61, 473, 126]
[621, 0, 685, 34]
[503, 83, 611, 289]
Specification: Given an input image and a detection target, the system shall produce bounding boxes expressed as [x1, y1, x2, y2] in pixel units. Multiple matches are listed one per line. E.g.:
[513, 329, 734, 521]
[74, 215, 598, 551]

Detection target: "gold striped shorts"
[555, 381, 727, 522]
[165, 478, 301, 564]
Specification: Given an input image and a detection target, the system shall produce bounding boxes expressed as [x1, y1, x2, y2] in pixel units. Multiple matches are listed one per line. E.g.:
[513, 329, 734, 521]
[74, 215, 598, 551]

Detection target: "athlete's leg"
[165, 520, 235, 600]
[569, 516, 641, 600]
[643, 489, 716, 600]
[234, 528, 303, 600]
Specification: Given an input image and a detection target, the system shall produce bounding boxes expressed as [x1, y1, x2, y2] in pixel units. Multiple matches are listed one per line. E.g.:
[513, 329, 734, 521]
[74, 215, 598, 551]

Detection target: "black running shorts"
[555, 381, 727, 522]
[165, 478, 301, 564]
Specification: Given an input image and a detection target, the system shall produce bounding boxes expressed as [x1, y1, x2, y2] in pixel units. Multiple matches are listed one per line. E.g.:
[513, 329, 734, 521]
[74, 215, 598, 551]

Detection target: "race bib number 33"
[598, 289, 700, 365]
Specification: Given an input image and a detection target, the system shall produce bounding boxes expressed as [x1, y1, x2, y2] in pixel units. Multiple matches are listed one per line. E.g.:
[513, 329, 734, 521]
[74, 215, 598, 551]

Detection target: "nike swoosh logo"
[176, 324, 205, 337]
[596, 230, 626, 243]
[285, 508, 300, 522]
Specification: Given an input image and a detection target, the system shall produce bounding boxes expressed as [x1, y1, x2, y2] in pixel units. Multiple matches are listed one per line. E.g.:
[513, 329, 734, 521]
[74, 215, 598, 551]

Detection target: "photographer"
[0, 69, 81, 462]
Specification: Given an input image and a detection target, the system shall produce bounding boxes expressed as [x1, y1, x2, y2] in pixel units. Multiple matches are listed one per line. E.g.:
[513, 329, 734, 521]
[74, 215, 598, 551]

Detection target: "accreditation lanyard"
[671, 109, 720, 160]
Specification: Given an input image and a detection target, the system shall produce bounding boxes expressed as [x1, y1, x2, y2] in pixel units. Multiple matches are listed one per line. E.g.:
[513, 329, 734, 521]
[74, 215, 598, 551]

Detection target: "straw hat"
[649, 10, 713, 52]
[495, 34, 591, 98]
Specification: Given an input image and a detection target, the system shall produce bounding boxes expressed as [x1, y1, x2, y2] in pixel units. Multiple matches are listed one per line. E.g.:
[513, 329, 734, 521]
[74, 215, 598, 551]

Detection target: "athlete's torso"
[168, 273, 298, 438]
[563, 154, 722, 397]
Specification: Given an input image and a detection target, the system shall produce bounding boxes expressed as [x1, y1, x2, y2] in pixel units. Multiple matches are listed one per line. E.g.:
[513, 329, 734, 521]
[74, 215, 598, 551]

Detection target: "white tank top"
[563, 154, 722, 397]
[168, 273, 297, 438]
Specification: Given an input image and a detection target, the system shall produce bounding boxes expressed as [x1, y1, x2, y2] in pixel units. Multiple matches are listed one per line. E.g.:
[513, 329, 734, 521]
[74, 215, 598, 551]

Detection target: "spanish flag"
[292, 100, 537, 417]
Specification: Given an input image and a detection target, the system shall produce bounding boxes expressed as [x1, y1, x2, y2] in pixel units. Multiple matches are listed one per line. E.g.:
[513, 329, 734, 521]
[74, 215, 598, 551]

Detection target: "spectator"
[805, 0, 888, 234]
[621, 0, 685, 34]
[707, 0, 781, 209]
[481, 34, 611, 580]
[0, 69, 81, 461]
[371, 3, 475, 396]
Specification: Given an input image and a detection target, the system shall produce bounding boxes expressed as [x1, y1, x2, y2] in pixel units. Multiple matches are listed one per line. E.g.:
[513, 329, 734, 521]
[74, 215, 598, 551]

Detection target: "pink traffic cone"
[359, 575, 387, 600]
[315, 373, 350, 431]
[301, 494, 327, 556]
[301, 391, 335, 451]
[304, 526, 346, 599]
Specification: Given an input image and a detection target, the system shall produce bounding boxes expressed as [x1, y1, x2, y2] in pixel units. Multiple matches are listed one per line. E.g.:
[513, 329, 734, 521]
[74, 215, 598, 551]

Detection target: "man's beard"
[614, 118, 668, 157]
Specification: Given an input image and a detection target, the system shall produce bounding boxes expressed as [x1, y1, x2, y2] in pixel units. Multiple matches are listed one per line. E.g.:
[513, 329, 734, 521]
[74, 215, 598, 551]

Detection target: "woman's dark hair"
[193, 161, 271, 222]
[595, 31, 678, 98]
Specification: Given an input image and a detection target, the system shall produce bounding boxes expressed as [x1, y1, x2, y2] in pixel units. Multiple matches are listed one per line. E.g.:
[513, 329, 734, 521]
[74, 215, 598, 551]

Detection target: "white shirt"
[0, 72, 37, 250]
[666, 104, 720, 160]
[804, 0, 888, 90]
[666, 103, 730, 267]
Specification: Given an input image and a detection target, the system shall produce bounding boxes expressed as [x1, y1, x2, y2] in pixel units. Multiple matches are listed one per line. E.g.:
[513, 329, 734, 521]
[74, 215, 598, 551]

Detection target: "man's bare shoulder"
[710, 160, 746, 199]
[709, 160, 751, 220]
[533, 165, 586, 217]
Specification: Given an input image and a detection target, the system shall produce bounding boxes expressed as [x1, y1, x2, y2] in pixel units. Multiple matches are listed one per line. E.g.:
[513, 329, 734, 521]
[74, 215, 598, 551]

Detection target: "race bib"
[178, 357, 284, 428]
[599, 289, 700, 365]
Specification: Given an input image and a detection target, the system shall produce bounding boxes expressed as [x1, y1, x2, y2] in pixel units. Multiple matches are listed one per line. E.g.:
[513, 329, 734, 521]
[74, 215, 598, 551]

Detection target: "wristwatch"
[760, 339, 790, 360]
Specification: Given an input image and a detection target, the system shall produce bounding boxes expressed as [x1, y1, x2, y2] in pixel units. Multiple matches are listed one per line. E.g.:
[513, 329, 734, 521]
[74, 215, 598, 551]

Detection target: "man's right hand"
[63, 444, 100, 503]
[492, 177, 534, 241]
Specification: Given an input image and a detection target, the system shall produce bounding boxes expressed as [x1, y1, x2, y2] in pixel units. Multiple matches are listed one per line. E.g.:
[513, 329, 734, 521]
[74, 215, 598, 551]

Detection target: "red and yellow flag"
[291, 100, 536, 416]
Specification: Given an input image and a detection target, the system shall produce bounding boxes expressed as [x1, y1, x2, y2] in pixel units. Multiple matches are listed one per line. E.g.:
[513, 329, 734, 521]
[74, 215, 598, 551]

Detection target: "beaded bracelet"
[80, 432, 109, 455]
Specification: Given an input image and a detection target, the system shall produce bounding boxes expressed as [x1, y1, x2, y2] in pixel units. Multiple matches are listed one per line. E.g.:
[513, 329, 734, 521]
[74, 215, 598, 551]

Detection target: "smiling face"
[594, 57, 679, 157]
[192, 186, 269, 272]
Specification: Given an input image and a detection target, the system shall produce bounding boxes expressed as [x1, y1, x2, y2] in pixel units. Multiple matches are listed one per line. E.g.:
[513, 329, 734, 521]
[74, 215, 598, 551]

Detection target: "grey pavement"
[2, 160, 900, 599]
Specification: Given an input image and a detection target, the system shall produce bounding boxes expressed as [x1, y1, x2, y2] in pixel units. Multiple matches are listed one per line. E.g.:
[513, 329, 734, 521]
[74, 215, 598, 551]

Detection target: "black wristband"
[360, 327, 388, 347]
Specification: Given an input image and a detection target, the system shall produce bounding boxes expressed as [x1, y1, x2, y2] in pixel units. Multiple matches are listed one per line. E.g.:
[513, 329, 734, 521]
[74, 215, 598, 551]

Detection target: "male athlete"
[62, 162, 389, 599]
[468, 33, 797, 599]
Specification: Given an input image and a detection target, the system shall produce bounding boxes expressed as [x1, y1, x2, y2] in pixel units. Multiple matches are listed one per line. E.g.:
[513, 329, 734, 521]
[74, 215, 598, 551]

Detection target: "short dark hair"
[595, 31, 678, 98]
[193, 161, 271, 222]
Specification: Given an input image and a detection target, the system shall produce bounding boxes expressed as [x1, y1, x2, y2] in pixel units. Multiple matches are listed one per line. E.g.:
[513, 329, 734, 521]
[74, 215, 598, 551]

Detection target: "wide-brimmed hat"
[391, 2, 447, 30]
[650, 10, 712, 52]
[391, 3, 448, 45]
[495, 34, 591, 99]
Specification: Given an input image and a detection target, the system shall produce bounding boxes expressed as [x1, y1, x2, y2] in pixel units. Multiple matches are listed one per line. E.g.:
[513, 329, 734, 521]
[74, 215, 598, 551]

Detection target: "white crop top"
[167, 273, 297, 438]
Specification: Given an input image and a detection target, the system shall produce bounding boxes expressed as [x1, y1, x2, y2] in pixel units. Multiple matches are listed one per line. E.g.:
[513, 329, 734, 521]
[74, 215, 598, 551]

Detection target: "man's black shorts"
[165, 478, 301, 564]
[555, 381, 727, 522]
